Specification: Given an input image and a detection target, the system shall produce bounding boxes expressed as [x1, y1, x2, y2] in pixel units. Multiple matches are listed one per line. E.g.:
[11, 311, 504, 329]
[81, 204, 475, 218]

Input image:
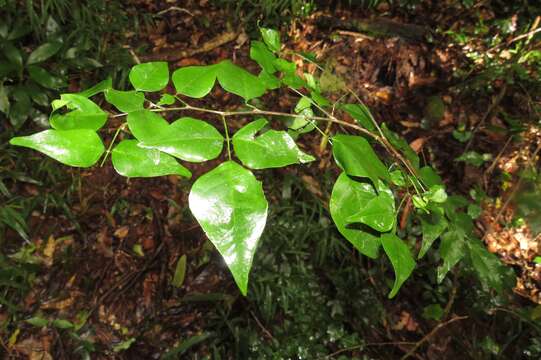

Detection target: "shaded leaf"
[189, 161, 268, 295]
[330, 173, 380, 258]
[437, 226, 466, 283]
[129, 62, 169, 92]
[233, 118, 314, 169]
[250, 41, 276, 73]
[27, 41, 62, 65]
[381, 233, 416, 298]
[10, 129, 104, 167]
[111, 140, 191, 178]
[172, 255, 187, 288]
[418, 205, 448, 259]
[27, 66, 66, 89]
[342, 103, 376, 132]
[467, 238, 514, 294]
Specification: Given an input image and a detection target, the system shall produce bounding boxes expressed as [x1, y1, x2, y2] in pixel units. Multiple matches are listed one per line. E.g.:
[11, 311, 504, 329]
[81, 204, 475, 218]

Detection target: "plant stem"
[221, 115, 231, 161]
[100, 123, 126, 167]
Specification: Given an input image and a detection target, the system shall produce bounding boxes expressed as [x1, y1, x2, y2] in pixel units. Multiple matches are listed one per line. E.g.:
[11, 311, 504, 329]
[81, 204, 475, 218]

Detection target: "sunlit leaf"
[189, 161, 268, 295]
[381, 233, 415, 298]
[111, 140, 191, 178]
[172, 65, 218, 98]
[78, 77, 112, 98]
[127, 109, 169, 141]
[10, 129, 104, 167]
[140, 117, 224, 162]
[129, 62, 169, 92]
[104, 89, 145, 112]
[49, 94, 107, 131]
[330, 173, 380, 258]
[347, 182, 395, 232]
[216, 60, 266, 100]
[250, 41, 276, 73]
[260, 27, 281, 53]
[233, 118, 314, 169]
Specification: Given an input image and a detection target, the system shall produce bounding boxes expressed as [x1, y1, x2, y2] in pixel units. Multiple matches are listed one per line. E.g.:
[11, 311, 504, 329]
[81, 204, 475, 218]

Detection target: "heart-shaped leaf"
[140, 117, 224, 162]
[172, 65, 218, 98]
[330, 173, 380, 258]
[129, 62, 169, 92]
[216, 60, 266, 100]
[111, 140, 191, 178]
[50, 94, 107, 131]
[127, 109, 169, 141]
[189, 161, 268, 295]
[10, 129, 104, 167]
[381, 233, 415, 298]
[332, 134, 390, 186]
[232, 118, 314, 169]
[104, 89, 145, 112]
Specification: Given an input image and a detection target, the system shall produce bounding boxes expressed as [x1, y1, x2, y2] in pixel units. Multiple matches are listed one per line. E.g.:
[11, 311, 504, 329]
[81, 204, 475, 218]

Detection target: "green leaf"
[26, 317, 49, 327]
[381, 123, 420, 170]
[467, 203, 482, 219]
[467, 239, 514, 294]
[341, 103, 376, 132]
[216, 60, 266, 100]
[260, 27, 281, 53]
[27, 66, 66, 89]
[189, 161, 268, 295]
[426, 185, 448, 203]
[171, 255, 187, 288]
[52, 319, 74, 329]
[127, 109, 169, 141]
[346, 183, 395, 232]
[172, 65, 218, 98]
[157, 94, 176, 106]
[10, 129, 104, 167]
[332, 134, 390, 186]
[139, 117, 224, 162]
[50, 94, 107, 131]
[104, 89, 145, 112]
[456, 151, 492, 167]
[9, 88, 31, 128]
[258, 70, 281, 90]
[2, 42, 23, 68]
[250, 41, 276, 73]
[111, 140, 191, 178]
[310, 91, 330, 107]
[112, 338, 136, 353]
[78, 78, 112, 98]
[0, 83, 9, 114]
[418, 166, 443, 187]
[233, 118, 314, 169]
[0, 207, 30, 242]
[422, 304, 444, 321]
[129, 62, 169, 92]
[437, 226, 466, 283]
[418, 206, 448, 259]
[381, 233, 415, 298]
[27, 41, 62, 65]
[330, 173, 380, 258]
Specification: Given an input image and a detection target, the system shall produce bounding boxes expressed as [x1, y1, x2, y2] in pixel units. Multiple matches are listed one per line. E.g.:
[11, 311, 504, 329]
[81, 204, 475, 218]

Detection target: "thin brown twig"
[250, 311, 275, 341]
[400, 315, 468, 360]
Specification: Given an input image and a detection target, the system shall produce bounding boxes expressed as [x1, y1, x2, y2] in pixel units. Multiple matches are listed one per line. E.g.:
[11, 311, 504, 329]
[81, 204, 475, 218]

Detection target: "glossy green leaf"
[260, 27, 281, 53]
[10, 129, 104, 167]
[426, 185, 448, 203]
[104, 89, 145, 112]
[172, 65, 218, 98]
[50, 94, 107, 131]
[381, 233, 415, 298]
[216, 60, 266, 100]
[467, 238, 514, 294]
[78, 77, 112, 98]
[140, 117, 224, 162]
[332, 134, 390, 186]
[437, 226, 466, 283]
[127, 109, 169, 141]
[342, 103, 376, 132]
[347, 183, 395, 232]
[157, 94, 175, 106]
[27, 66, 66, 89]
[189, 161, 268, 295]
[250, 41, 276, 73]
[27, 41, 62, 65]
[418, 206, 448, 259]
[129, 62, 169, 92]
[233, 118, 314, 169]
[330, 173, 380, 258]
[111, 140, 191, 178]
[419, 166, 443, 187]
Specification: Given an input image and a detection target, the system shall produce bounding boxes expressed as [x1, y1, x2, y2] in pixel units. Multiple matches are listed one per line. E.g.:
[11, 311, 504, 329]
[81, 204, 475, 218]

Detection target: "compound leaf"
[189, 161, 268, 295]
